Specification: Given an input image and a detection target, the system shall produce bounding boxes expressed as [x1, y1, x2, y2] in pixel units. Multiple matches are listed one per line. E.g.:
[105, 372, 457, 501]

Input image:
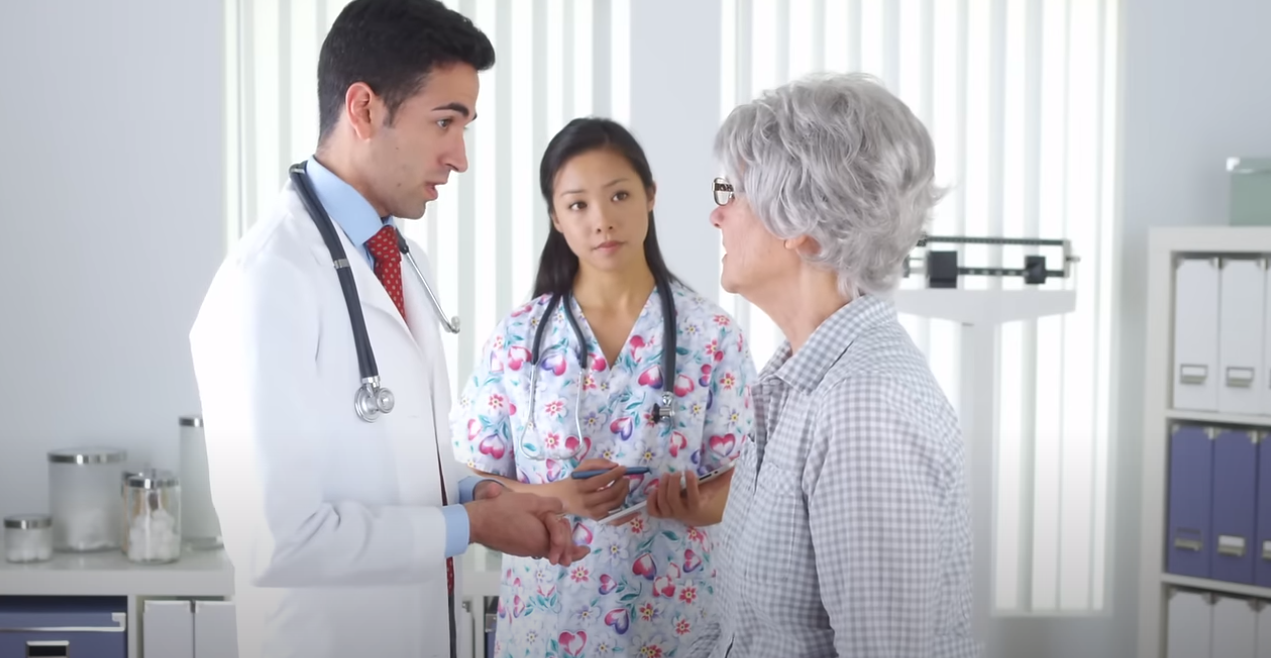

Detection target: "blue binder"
[1256, 432, 1271, 587]
[1210, 429, 1258, 583]
[1167, 424, 1213, 578]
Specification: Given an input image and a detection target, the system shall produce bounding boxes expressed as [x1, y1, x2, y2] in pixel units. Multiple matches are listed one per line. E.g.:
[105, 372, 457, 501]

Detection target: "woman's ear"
[785, 234, 820, 256]
[550, 210, 562, 233]
[646, 183, 657, 212]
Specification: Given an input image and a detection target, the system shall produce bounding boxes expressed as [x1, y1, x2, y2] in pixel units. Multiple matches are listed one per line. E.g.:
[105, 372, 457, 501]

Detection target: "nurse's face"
[356, 63, 480, 220]
[550, 148, 655, 274]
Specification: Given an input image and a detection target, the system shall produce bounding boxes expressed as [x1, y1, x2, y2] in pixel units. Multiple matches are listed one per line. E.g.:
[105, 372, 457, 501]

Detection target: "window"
[720, 0, 1120, 614]
[224, 0, 631, 394]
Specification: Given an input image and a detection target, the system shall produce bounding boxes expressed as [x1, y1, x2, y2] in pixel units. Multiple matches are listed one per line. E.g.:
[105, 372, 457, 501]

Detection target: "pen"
[571, 466, 651, 479]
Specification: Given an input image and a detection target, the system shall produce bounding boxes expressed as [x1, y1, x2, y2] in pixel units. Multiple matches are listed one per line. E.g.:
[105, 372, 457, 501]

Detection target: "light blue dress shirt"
[304, 156, 495, 558]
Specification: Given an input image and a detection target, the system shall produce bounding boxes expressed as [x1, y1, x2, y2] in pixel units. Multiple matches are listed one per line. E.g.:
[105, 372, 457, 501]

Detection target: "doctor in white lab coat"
[187, 2, 586, 657]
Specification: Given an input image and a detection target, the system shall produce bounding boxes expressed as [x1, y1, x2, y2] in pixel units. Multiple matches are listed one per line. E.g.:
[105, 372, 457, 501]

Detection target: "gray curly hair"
[714, 71, 944, 297]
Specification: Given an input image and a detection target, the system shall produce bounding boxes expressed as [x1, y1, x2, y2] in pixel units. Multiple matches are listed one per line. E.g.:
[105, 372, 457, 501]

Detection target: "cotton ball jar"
[4, 514, 53, 563]
[47, 447, 127, 552]
[123, 469, 182, 564]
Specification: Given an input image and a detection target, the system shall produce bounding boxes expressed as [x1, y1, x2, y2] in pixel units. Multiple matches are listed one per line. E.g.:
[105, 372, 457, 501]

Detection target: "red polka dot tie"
[366, 225, 454, 596]
[365, 225, 407, 321]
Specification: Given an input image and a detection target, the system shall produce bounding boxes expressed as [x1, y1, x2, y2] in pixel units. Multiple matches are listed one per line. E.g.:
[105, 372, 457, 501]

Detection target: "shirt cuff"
[459, 475, 503, 503]
[441, 504, 470, 558]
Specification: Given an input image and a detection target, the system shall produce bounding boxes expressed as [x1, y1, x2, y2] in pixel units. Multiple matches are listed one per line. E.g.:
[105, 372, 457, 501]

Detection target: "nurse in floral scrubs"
[451, 117, 756, 658]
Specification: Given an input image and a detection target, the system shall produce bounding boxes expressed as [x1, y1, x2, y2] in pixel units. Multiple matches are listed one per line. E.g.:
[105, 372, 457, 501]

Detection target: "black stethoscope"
[519, 281, 678, 453]
[288, 161, 460, 423]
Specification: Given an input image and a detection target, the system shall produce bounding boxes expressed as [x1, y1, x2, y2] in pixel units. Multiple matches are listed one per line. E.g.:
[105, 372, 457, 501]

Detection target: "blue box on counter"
[0, 596, 127, 657]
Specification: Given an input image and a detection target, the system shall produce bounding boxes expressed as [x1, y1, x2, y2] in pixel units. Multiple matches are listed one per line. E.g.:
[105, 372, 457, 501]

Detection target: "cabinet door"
[193, 600, 238, 658]
[143, 600, 193, 658]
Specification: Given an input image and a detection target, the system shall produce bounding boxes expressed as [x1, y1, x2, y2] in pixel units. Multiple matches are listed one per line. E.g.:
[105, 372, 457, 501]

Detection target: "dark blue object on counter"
[0, 596, 127, 657]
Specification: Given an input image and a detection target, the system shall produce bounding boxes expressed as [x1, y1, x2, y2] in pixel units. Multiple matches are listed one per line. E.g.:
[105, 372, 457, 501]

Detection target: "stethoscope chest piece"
[355, 377, 395, 422]
[653, 391, 675, 423]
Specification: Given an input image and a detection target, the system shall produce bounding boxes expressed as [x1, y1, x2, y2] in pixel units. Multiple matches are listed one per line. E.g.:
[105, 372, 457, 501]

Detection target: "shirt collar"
[304, 156, 395, 249]
[758, 294, 896, 392]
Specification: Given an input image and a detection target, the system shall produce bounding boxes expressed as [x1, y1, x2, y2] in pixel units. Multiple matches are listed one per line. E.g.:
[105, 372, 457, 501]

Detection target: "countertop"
[0, 546, 234, 597]
[0, 545, 504, 599]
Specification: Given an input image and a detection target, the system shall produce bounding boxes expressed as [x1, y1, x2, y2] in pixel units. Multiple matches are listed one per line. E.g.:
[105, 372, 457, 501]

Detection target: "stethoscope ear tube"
[526, 280, 679, 425]
[288, 161, 381, 391]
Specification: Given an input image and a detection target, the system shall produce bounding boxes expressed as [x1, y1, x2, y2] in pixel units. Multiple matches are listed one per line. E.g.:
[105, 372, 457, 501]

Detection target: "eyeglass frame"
[713, 178, 734, 206]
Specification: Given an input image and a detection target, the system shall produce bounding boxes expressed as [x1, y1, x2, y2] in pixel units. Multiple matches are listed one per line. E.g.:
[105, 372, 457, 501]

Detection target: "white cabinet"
[142, 600, 194, 658]
[194, 601, 238, 658]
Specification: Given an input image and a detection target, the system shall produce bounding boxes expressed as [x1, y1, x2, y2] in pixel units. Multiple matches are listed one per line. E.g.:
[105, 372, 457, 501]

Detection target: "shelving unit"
[0, 544, 503, 658]
[1138, 226, 1271, 658]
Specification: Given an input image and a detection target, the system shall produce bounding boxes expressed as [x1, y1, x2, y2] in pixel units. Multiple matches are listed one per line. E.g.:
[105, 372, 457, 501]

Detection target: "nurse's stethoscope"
[518, 281, 677, 459]
[289, 161, 460, 423]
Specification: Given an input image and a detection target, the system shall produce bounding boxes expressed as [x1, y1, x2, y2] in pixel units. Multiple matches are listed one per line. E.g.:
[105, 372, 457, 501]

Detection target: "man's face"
[365, 63, 480, 220]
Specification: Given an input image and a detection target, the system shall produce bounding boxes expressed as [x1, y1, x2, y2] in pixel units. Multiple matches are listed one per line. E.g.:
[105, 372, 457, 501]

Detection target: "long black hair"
[532, 117, 683, 299]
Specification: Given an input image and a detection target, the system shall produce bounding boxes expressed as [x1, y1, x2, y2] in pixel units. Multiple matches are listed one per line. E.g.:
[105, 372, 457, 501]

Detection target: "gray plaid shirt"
[704, 295, 981, 658]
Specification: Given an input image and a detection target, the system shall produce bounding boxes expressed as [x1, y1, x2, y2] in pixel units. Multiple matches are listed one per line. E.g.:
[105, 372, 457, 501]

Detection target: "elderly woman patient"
[701, 72, 981, 658]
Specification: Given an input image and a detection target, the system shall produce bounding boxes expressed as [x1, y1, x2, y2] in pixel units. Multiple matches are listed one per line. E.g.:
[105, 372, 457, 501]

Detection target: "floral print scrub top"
[451, 281, 756, 658]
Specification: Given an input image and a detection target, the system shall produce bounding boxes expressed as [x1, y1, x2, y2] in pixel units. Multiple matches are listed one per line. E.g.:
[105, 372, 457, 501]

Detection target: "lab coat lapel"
[399, 239, 459, 504]
[307, 226, 423, 357]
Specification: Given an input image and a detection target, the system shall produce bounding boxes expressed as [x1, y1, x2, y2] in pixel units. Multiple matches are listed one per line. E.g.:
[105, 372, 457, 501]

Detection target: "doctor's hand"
[466, 488, 588, 566]
[646, 469, 734, 528]
[540, 459, 631, 522]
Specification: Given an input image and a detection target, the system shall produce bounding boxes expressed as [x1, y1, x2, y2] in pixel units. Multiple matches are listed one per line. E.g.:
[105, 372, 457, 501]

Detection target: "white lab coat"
[188, 179, 468, 658]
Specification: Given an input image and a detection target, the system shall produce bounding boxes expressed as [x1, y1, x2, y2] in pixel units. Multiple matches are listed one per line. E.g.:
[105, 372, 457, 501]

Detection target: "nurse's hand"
[543, 459, 631, 521]
[646, 469, 733, 527]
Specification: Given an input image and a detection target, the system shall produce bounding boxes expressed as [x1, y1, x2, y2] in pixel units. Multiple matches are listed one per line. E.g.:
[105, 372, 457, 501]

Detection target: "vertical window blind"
[224, 0, 630, 394]
[720, 0, 1120, 614]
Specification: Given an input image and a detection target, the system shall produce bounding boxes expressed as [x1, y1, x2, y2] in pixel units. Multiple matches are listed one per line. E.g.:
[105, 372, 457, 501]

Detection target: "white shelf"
[0, 544, 505, 600]
[0, 547, 234, 597]
[1161, 574, 1271, 601]
[1138, 226, 1271, 658]
[1165, 409, 1271, 428]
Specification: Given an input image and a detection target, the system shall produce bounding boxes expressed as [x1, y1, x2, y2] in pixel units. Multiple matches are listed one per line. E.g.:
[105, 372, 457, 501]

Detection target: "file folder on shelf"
[1262, 265, 1271, 416]
[1212, 429, 1259, 584]
[1173, 258, 1222, 412]
[1168, 424, 1214, 578]
[1167, 589, 1213, 658]
[1213, 595, 1258, 658]
[1257, 601, 1271, 658]
[1257, 432, 1271, 588]
[1218, 259, 1266, 415]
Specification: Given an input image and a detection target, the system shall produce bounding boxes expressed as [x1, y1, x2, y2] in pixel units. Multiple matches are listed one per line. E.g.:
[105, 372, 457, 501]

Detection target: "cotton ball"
[127, 508, 181, 563]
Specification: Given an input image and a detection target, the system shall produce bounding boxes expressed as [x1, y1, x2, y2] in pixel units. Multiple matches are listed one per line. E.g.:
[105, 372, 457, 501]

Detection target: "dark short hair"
[532, 117, 685, 299]
[317, 0, 495, 141]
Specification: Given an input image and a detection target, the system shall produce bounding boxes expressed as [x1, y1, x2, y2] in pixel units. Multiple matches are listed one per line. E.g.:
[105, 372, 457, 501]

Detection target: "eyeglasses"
[713, 178, 734, 206]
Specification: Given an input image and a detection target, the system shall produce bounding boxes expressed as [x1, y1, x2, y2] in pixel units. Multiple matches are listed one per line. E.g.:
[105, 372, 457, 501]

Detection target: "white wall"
[1108, 0, 1271, 656]
[628, 0, 723, 301]
[0, 1, 225, 519]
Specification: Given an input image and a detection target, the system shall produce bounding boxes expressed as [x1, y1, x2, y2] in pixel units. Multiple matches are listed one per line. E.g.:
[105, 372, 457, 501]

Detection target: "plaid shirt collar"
[758, 294, 896, 392]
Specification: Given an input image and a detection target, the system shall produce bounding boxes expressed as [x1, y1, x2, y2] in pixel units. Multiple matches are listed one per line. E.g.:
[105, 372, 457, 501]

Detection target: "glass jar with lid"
[4, 514, 53, 563]
[48, 447, 127, 552]
[119, 467, 148, 557]
[124, 468, 182, 564]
